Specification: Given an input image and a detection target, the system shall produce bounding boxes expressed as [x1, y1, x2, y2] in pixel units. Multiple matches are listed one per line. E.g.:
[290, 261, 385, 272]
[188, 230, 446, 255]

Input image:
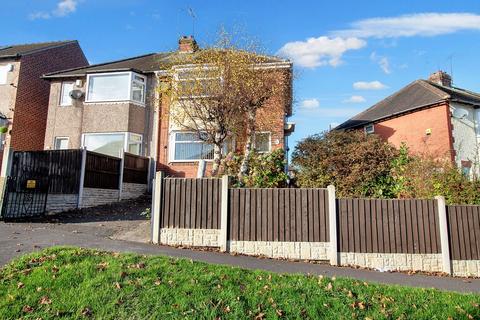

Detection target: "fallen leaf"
[22, 305, 34, 313]
[17, 282, 24, 289]
[325, 282, 333, 291]
[255, 312, 265, 320]
[39, 296, 52, 305]
[114, 282, 121, 289]
[81, 307, 92, 317]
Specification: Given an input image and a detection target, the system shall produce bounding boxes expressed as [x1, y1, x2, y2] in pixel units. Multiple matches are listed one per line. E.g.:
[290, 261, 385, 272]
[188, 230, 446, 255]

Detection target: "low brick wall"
[159, 228, 220, 247]
[229, 241, 330, 260]
[339, 252, 443, 273]
[121, 183, 147, 200]
[46, 194, 78, 214]
[80, 188, 119, 208]
[452, 260, 480, 277]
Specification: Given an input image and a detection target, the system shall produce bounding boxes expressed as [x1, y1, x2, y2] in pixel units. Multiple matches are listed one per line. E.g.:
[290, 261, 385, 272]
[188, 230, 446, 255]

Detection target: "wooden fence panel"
[229, 188, 329, 242]
[160, 178, 222, 229]
[447, 205, 480, 260]
[84, 151, 121, 189]
[338, 198, 441, 254]
[123, 152, 149, 184]
[9, 150, 83, 194]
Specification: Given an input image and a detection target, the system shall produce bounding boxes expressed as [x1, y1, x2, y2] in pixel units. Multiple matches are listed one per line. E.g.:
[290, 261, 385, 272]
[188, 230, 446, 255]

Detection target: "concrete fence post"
[151, 171, 164, 244]
[435, 195, 452, 275]
[118, 150, 125, 201]
[219, 175, 231, 252]
[327, 185, 338, 266]
[77, 147, 87, 208]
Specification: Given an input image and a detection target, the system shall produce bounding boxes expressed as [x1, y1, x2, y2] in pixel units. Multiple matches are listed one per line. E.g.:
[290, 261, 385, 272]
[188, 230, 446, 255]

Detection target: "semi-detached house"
[43, 36, 294, 177]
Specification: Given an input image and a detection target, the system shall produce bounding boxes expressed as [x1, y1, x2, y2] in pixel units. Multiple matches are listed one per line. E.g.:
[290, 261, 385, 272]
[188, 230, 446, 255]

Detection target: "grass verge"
[0, 247, 479, 319]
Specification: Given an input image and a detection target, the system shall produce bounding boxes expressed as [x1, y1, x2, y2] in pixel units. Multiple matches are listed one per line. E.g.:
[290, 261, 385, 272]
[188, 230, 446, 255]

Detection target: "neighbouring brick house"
[337, 71, 480, 175]
[0, 41, 88, 174]
[43, 36, 294, 177]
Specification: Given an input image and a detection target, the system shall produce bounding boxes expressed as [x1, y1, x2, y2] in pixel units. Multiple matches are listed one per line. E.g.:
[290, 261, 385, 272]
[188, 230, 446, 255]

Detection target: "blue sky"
[1, 1, 480, 150]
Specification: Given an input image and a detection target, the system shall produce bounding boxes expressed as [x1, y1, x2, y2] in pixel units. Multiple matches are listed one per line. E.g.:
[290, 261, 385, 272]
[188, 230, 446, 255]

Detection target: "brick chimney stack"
[428, 71, 452, 87]
[178, 35, 198, 53]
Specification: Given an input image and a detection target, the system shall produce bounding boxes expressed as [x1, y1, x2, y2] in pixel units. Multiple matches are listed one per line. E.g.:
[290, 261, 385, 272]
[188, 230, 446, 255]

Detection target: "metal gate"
[1, 152, 50, 219]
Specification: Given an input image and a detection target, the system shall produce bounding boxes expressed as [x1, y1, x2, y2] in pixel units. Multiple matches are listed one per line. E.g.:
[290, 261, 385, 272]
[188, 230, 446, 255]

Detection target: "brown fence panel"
[447, 205, 480, 260]
[338, 198, 440, 254]
[84, 151, 121, 189]
[229, 188, 329, 242]
[123, 152, 149, 184]
[160, 178, 222, 229]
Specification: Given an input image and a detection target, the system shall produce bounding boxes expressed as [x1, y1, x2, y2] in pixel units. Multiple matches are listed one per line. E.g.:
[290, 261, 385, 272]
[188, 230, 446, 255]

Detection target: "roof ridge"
[417, 79, 451, 99]
[0, 40, 76, 51]
[44, 52, 158, 77]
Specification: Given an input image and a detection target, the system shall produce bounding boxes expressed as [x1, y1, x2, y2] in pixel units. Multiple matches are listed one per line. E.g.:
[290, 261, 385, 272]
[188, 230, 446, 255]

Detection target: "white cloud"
[343, 95, 366, 103]
[334, 13, 480, 38]
[30, 0, 78, 20]
[277, 36, 366, 68]
[353, 81, 388, 90]
[300, 98, 320, 109]
[370, 52, 391, 74]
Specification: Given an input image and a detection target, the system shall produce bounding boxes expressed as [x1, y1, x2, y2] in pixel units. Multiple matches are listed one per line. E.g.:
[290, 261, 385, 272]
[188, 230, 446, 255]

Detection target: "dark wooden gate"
[0, 150, 83, 219]
[1, 152, 50, 219]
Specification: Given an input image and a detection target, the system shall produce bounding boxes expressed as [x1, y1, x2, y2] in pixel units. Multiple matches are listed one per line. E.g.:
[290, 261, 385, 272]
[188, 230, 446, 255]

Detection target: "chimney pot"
[178, 35, 198, 53]
[428, 70, 452, 87]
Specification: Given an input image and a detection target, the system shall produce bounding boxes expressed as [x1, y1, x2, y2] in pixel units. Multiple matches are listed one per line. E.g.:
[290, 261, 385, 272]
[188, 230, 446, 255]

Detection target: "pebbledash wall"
[151, 175, 480, 277]
[45, 183, 147, 213]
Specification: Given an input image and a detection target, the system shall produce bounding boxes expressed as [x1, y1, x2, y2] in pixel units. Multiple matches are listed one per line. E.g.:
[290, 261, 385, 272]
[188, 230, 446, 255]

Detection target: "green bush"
[222, 149, 288, 188]
[291, 130, 397, 198]
[292, 132, 480, 204]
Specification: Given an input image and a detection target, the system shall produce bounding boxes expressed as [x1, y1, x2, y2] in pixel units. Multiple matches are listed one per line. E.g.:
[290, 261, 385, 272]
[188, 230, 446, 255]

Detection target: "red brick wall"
[10, 42, 88, 151]
[156, 68, 291, 177]
[373, 103, 454, 160]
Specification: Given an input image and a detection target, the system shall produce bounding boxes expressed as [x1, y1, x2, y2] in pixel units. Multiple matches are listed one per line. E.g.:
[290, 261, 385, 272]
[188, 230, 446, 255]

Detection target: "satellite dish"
[69, 89, 84, 100]
[452, 108, 469, 120]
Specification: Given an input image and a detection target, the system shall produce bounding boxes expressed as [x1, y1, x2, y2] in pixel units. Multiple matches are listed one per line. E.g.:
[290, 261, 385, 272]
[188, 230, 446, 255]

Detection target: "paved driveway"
[1, 198, 480, 294]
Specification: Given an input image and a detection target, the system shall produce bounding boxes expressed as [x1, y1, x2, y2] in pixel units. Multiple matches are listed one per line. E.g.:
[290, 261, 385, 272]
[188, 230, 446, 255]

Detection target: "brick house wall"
[372, 102, 454, 160]
[10, 42, 88, 152]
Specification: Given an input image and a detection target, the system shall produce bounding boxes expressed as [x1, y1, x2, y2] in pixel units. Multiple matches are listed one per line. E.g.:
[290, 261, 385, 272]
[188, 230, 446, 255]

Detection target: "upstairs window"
[86, 72, 146, 104]
[476, 109, 480, 136]
[60, 82, 74, 106]
[0, 64, 12, 85]
[175, 68, 221, 99]
[254, 132, 271, 153]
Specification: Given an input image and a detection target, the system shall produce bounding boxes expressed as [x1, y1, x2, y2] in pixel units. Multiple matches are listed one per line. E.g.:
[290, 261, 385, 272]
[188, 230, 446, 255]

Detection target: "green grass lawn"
[1, 247, 479, 319]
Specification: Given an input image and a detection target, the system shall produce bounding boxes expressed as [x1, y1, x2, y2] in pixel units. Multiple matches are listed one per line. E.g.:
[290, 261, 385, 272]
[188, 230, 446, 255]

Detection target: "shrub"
[291, 130, 397, 198]
[222, 149, 288, 188]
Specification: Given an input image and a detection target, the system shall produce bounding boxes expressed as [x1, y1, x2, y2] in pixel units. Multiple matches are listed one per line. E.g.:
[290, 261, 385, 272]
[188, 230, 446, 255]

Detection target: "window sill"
[169, 159, 214, 164]
[84, 100, 146, 107]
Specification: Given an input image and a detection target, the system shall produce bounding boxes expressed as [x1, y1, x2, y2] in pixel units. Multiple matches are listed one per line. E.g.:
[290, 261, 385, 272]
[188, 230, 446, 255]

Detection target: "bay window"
[82, 132, 143, 157]
[170, 132, 214, 162]
[476, 109, 480, 136]
[86, 72, 146, 104]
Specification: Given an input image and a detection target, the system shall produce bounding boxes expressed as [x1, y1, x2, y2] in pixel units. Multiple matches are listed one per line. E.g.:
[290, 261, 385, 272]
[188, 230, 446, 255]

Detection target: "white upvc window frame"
[85, 71, 147, 106]
[59, 82, 74, 106]
[81, 132, 143, 157]
[173, 66, 222, 100]
[169, 131, 216, 163]
[475, 109, 480, 137]
[54, 136, 69, 150]
[364, 124, 375, 134]
[254, 131, 272, 154]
